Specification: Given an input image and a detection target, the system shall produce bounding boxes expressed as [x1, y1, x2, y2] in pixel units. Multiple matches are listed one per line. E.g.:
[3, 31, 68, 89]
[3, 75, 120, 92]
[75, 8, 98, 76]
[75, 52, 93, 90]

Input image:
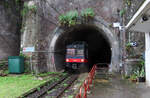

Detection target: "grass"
[36, 72, 64, 77]
[0, 74, 49, 98]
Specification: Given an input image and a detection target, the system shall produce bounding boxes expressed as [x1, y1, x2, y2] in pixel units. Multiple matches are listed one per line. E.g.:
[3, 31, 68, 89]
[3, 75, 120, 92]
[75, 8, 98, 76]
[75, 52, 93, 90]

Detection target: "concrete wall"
[0, 1, 21, 60]
[22, 0, 123, 72]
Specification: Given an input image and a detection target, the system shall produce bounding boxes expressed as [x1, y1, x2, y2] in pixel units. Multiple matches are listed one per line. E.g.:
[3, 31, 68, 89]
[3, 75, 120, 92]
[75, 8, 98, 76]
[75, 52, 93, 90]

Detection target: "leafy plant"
[126, 42, 132, 52]
[133, 66, 145, 78]
[140, 66, 145, 77]
[19, 53, 30, 59]
[126, 42, 132, 47]
[140, 59, 145, 66]
[59, 10, 78, 27]
[81, 8, 95, 18]
[133, 69, 140, 77]
[125, 0, 131, 6]
[130, 74, 137, 80]
[130, 59, 145, 81]
[58, 8, 95, 27]
[21, 2, 37, 17]
[120, 9, 126, 17]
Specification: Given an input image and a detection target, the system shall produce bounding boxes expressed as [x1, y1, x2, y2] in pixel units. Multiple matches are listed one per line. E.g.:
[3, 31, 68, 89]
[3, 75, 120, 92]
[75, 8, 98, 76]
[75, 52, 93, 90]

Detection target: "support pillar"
[145, 32, 150, 86]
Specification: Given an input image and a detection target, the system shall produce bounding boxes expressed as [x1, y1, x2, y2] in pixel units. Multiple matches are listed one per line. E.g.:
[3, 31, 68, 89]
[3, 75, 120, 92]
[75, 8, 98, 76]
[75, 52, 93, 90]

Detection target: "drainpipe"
[145, 32, 150, 86]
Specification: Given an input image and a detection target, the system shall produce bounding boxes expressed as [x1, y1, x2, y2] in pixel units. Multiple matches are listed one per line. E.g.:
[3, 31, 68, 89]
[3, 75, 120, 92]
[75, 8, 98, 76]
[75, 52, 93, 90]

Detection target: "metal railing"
[76, 64, 97, 98]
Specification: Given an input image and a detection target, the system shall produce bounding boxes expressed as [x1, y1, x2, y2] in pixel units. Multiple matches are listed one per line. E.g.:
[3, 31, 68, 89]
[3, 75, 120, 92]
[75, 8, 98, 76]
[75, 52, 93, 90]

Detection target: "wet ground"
[88, 73, 150, 98]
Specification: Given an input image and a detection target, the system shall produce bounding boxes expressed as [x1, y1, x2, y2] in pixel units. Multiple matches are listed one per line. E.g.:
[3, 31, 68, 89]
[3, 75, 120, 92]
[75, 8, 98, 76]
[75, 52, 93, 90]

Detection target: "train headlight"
[81, 59, 84, 62]
[66, 59, 69, 62]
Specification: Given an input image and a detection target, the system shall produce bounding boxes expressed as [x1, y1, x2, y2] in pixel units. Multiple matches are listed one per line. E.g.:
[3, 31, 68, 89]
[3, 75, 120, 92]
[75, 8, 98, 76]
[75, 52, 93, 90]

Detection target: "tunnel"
[53, 25, 112, 71]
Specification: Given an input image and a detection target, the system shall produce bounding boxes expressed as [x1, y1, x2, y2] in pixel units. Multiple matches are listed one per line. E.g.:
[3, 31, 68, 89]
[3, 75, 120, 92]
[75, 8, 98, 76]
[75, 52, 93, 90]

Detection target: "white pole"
[145, 32, 150, 86]
[30, 52, 33, 72]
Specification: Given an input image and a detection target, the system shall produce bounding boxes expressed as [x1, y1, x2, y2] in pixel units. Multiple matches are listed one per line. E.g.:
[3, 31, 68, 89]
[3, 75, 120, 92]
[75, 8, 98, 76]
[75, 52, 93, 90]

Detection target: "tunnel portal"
[53, 25, 112, 71]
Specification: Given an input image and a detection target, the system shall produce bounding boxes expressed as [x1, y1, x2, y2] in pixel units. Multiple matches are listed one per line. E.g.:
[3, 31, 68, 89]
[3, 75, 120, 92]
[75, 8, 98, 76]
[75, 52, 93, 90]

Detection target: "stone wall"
[124, 0, 145, 75]
[22, 0, 123, 72]
[0, 1, 22, 60]
[0, 0, 146, 74]
[124, 0, 145, 25]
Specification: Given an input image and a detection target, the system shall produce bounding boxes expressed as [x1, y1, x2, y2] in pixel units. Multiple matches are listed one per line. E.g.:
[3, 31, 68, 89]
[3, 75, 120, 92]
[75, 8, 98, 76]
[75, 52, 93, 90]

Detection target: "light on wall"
[140, 14, 149, 23]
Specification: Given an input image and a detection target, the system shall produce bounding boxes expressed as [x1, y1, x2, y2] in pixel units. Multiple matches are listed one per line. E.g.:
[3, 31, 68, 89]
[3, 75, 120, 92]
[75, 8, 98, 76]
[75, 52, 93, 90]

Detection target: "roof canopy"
[125, 0, 150, 33]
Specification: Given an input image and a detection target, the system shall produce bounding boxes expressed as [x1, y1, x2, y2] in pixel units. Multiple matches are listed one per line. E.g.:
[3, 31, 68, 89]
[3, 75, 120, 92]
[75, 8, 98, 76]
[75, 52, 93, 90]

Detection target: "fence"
[76, 64, 97, 98]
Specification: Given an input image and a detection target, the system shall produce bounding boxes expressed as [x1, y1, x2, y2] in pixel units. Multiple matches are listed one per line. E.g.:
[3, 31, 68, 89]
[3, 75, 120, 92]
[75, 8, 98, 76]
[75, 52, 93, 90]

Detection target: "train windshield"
[76, 49, 84, 56]
[67, 49, 84, 57]
[67, 49, 75, 56]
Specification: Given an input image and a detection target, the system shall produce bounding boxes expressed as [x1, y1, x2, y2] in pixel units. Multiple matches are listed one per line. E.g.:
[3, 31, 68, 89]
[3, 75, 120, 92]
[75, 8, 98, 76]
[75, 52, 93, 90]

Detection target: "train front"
[65, 42, 88, 71]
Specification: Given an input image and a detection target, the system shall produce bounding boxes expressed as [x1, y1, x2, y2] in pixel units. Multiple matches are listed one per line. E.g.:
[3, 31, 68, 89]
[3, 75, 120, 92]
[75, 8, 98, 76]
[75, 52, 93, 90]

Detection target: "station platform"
[88, 69, 150, 98]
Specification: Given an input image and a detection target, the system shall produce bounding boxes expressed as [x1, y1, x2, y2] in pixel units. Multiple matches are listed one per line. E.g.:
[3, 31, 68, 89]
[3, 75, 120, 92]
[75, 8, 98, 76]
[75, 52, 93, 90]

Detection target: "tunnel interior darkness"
[54, 26, 111, 71]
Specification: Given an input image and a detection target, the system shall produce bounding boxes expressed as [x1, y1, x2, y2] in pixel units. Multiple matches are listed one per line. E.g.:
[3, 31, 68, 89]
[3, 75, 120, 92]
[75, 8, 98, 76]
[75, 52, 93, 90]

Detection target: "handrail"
[76, 64, 97, 98]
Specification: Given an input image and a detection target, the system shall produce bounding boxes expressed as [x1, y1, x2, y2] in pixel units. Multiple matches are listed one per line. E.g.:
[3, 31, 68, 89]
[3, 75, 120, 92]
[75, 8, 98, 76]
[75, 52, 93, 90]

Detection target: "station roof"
[125, 0, 150, 33]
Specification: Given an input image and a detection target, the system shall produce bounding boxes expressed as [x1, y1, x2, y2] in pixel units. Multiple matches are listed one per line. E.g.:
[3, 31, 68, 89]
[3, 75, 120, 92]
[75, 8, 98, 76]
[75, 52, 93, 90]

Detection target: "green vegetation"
[68, 95, 74, 98]
[129, 59, 145, 81]
[58, 8, 95, 27]
[19, 53, 31, 73]
[53, 77, 60, 81]
[62, 72, 68, 76]
[15, 0, 20, 5]
[59, 10, 78, 27]
[125, 0, 131, 6]
[120, 9, 126, 17]
[0, 72, 65, 97]
[36, 72, 64, 77]
[129, 74, 137, 80]
[19, 52, 30, 59]
[21, 2, 37, 17]
[3, 70, 9, 75]
[132, 59, 145, 77]
[63, 83, 68, 86]
[126, 42, 132, 52]
[37, 87, 41, 91]
[65, 90, 69, 93]
[0, 60, 7, 67]
[0, 74, 47, 98]
[0, 60, 8, 76]
[81, 8, 95, 18]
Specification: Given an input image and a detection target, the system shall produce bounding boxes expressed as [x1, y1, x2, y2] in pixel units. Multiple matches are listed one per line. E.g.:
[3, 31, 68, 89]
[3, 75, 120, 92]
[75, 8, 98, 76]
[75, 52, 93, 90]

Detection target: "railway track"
[24, 74, 78, 98]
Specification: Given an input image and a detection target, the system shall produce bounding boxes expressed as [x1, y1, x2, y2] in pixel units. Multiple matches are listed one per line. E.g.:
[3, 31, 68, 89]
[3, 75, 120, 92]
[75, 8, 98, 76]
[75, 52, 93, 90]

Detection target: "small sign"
[130, 42, 137, 47]
[23, 47, 35, 52]
[113, 22, 120, 28]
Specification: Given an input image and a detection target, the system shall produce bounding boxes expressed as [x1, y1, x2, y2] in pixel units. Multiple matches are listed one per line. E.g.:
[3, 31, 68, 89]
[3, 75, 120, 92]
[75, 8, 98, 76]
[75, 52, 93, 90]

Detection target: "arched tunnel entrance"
[53, 25, 111, 71]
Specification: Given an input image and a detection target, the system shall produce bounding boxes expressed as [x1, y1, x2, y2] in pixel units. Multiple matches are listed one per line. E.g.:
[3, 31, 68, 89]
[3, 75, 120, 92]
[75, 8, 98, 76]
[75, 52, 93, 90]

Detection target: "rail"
[76, 64, 97, 98]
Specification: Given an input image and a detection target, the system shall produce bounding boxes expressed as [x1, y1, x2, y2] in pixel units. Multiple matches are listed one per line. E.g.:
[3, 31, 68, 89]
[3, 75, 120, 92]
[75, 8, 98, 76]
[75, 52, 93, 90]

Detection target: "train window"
[67, 49, 75, 56]
[76, 49, 84, 56]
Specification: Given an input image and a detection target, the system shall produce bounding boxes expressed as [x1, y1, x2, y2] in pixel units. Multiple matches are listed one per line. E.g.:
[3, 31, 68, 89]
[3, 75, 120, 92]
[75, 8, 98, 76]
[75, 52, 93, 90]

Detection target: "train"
[65, 41, 88, 71]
